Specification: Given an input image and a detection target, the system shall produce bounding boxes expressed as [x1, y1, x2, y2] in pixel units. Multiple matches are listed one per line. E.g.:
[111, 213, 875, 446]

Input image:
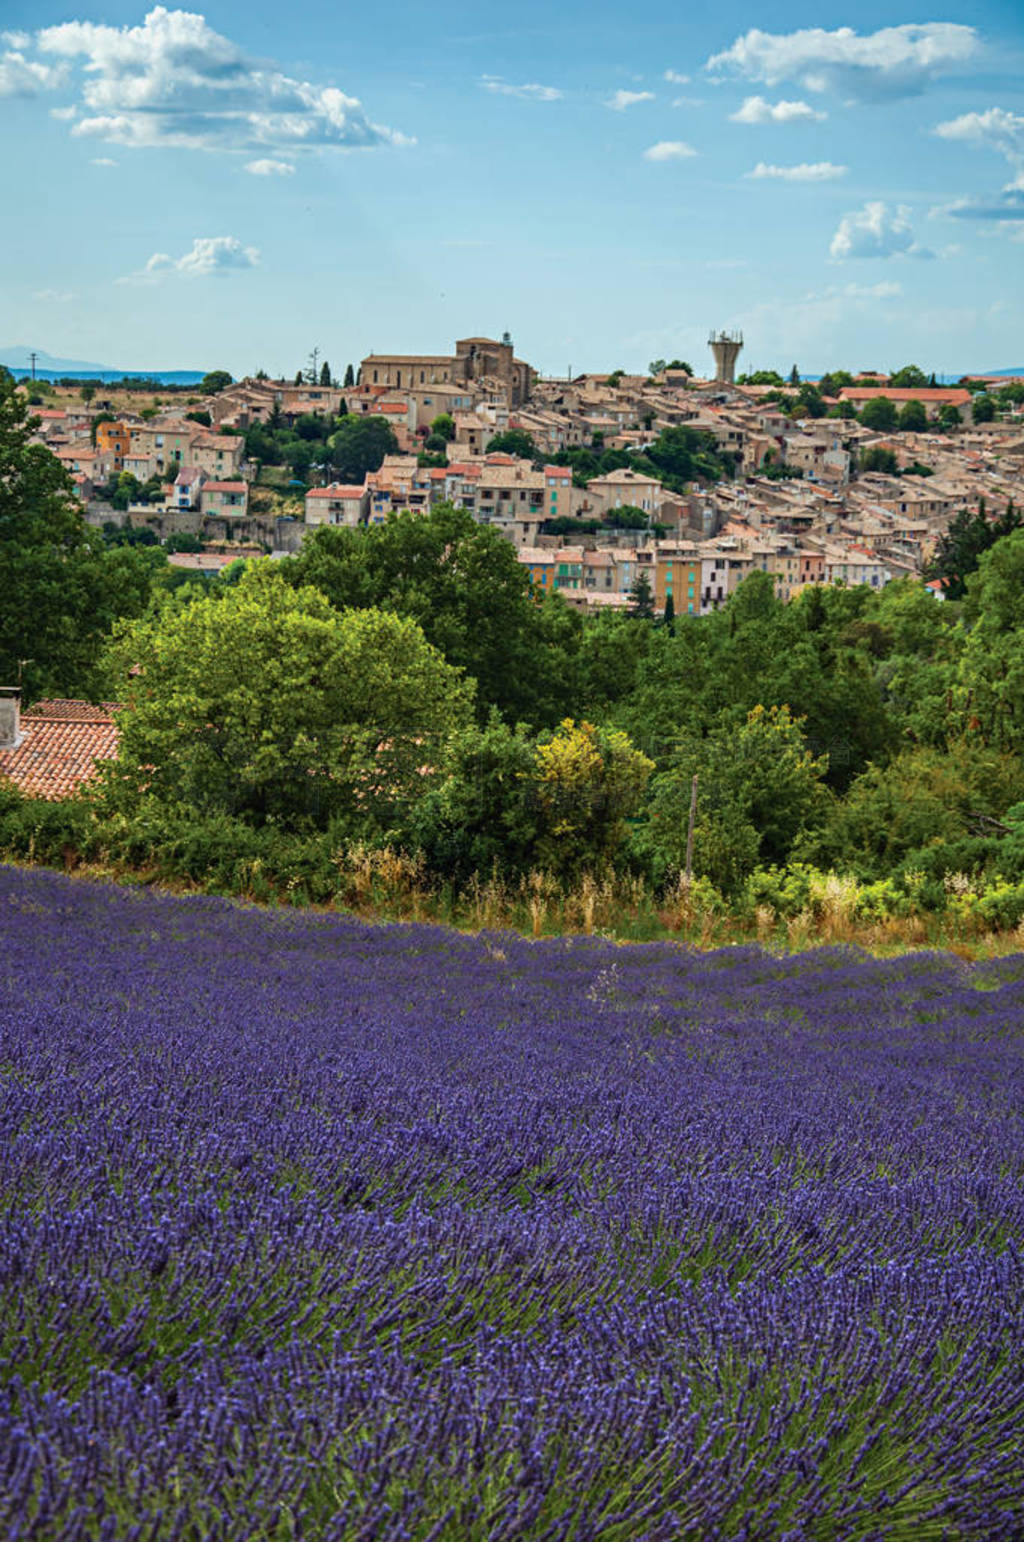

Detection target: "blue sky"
[3, 2, 1023, 377]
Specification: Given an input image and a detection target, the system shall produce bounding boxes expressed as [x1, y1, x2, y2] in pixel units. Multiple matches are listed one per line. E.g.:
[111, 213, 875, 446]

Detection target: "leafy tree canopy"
[0, 373, 155, 702]
[101, 562, 473, 832]
[285, 503, 579, 727]
[485, 429, 538, 461]
[327, 415, 398, 482]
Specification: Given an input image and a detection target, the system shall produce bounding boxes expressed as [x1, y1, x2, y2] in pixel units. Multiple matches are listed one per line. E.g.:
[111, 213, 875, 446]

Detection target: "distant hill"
[0, 346, 206, 385]
[1, 345, 119, 374]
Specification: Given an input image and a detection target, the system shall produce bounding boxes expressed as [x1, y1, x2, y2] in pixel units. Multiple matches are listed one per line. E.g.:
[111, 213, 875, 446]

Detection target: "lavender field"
[1, 867, 1023, 1540]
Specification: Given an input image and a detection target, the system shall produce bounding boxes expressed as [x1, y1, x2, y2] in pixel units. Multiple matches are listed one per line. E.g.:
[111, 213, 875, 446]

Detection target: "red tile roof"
[0, 701, 120, 800]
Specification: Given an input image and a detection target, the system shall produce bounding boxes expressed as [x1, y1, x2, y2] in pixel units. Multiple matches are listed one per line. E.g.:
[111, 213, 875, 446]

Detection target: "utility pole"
[307, 347, 319, 386]
[29, 352, 37, 382]
[684, 774, 698, 891]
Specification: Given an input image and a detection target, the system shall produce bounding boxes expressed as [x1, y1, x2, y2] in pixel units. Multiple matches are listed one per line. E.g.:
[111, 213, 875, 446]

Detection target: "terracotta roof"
[306, 484, 366, 499]
[202, 480, 247, 493]
[839, 388, 970, 405]
[0, 700, 120, 800]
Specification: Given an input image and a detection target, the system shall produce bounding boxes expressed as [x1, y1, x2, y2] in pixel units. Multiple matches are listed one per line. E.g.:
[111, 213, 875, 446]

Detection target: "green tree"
[889, 365, 928, 389]
[859, 397, 899, 431]
[956, 530, 1024, 750]
[898, 399, 928, 432]
[859, 447, 899, 475]
[200, 370, 233, 395]
[485, 428, 538, 460]
[628, 570, 655, 620]
[0, 372, 155, 702]
[185, 408, 212, 427]
[796, 383, 825, 418]
[815, 745, 1024, 879]
[401, 712, 541, 882]
[634, 705, 828, 892]
[327, 415, 398, 481]
[662, 592, 675, 633]
[649, 359, 667, 377]
[343, 364, 355, 388]
[79, 383, 96, 405]
[666, 360, 693, 376]
[533, 719, 653, 878]
[926, 501, 1020, 601]
[101, 562, 473, 831]
[319, 361, 332, 386]
[287, 503, 577, 727]
[788, 364, 801, 386]
[972, 394, 996, 424]
[430, 412, 456, 442]
[938, 403, 962, 429]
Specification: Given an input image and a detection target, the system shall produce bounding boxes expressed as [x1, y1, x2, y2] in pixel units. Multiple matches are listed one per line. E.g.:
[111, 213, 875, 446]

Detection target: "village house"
[304, 484, 370, 527]
[200, 480, 249, 518]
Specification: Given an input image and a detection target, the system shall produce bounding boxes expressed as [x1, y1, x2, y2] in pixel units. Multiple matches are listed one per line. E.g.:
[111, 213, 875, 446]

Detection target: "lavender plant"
[1, 867, 1022, 1539]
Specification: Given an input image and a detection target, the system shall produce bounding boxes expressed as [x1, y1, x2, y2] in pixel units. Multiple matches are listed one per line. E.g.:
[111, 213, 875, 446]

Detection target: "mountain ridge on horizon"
[2, 344, 1022, 382]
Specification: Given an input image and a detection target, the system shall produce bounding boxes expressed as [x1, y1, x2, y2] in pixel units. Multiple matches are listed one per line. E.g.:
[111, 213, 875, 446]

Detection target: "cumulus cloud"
[119, 235, 260, 284]
[34, 6, 409, 154]
[0, 47, 65, 96]
[935, 106, 1024, 161]
[643, 140, 697, 162]
[606, 89, 655, 111]
[91, 156, 117, 166]
[480, 76, 561, 101]
[747, 161, 846, 181]
[664, 70, 690, 84]
[830, 201, 931, 260]
[708, 23, 979, 101]
[730, 96, 825, 124]
[245, 158, 294, 175]
[933, 109, 1024, 226]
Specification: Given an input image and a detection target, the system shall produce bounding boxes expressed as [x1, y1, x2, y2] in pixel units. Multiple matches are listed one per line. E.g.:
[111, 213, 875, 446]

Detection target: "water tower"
[708, 330, 743, 385]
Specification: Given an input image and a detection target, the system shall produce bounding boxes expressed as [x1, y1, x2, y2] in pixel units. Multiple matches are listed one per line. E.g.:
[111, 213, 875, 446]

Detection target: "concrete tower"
[708, 330, 743, 385]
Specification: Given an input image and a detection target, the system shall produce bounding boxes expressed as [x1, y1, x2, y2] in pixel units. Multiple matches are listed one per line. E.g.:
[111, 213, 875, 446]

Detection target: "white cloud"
[830, 201, 931, 260]
[1, 32, 31, 49]
[747, 161, 846, 181]
[933, 109, 1024, 226]
[664, 70, 690, 84]
[35, 6, 409, 154]
[943, 187, 1024, 223]
[33, 289, 77, 302]
[643, 140, 697, 162]
[50, 104, 77, 119]
[118, 235, 260, 284]
[840, 281, 902, 299]
[480, 76, 561, 101]
[730, 95, 825, 124]
[91, 156, 117, 166]
[0, 47, 65, 96]
[606, 89, 655, 111]
[245, 158, 294, 176]
[708, 24, 980, 101]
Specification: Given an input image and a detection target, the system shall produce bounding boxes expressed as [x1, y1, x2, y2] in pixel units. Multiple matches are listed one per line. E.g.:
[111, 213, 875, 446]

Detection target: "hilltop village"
[22, 333, 1024, 610]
